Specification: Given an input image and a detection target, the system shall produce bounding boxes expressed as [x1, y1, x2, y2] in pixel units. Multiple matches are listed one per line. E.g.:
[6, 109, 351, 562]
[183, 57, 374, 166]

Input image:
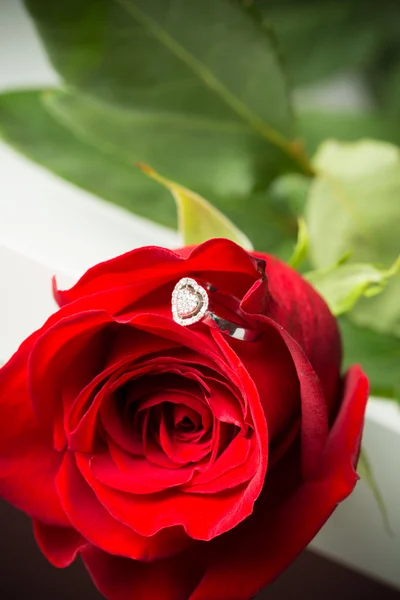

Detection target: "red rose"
[0, 239, 368, 600]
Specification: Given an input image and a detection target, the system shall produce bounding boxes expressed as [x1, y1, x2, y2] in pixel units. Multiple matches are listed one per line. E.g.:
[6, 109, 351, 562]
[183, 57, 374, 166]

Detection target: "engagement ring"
[171, 277, 261, 342]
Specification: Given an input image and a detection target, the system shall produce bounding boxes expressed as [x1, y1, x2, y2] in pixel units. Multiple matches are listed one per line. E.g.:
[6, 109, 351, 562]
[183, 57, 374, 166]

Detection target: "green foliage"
[0, 90, 175, 226]
[268, 173, 310, 217]
[253, 0, 400, 117]
[43, 89, 280, 202]
[298, 111, 400, 157]
[26, 0, 294, 138]
[340, 318, 400, 402]
[0, 87, 300, 254]
[23, 0, 311, 176]
[288, 218, 309, 270]
[306, 259, 400, 318]
[305, 139, 400, 403]
[138, 164, 253, 248]
[306, 139, 400, 338]
[0, 0, 324, 253]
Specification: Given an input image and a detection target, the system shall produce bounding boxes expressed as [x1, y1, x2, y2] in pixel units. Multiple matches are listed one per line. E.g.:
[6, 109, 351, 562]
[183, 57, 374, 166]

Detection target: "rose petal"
[78, 451, 253, 541]
[205, 379, 245, 428]
[57, 452, 192, 560]
[158, 410, 212, 465]
[227, 325, 299, 441]
[227, 314, 329, 479]
[80, 361, 365, 600]
[272, 325, 329, 479]
[134, 388, 209, 422]
[186, 434, 255, 493]
[76, 338, 267, 541]
[247, 253, 341, 412]
[53, 246, 181, 307]
[173, 403, 199, 428]
[0, 339, 68, 526]
[67, 363, 140, 453]
[68, 359, 171, 452]
[189, 366, 369, 600]
[100, 391, 144, 456]
[82, 367, 365, 599]
[33, 521, 90, 567]
[90, 447, 196, 494]
[319, 366, 369, 482]
[82, 546, 203, 600]
[103, 326, 178, 371]
[28, 310, 112, 428]
[54, 239, 260, 310]
[130, 313, 226, 364]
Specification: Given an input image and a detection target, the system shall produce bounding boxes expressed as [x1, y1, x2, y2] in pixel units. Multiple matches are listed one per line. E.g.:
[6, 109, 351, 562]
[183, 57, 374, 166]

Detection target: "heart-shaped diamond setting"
[172, 278, 209, 326]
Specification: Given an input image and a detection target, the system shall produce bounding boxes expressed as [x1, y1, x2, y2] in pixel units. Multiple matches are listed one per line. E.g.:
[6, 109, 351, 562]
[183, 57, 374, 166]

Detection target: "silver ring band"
[171, 277, 261, 342]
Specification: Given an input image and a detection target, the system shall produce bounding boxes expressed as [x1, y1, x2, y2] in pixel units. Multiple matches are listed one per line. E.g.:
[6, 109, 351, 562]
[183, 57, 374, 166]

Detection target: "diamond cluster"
[172, 277, 209, 326]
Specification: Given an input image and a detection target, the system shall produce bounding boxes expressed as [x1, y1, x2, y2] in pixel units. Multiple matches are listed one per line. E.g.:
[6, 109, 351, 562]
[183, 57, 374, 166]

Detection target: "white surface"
[0, 0, 399, 591]
[0, 0, 58, 91]
[311, 414, 400, 588]
[0, 143, 179, 277]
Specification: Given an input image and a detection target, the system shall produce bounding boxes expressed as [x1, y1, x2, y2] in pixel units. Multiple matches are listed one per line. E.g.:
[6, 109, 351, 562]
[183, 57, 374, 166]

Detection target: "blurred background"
[0, 0, 399, 598]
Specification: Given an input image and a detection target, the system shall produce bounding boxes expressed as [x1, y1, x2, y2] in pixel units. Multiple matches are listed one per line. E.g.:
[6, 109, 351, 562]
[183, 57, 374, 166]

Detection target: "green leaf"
[41, 88, 283, 204]
[298, 110, 400, 157]
[340, 317, 400, 402]
[305, 139, 400, 337]
[0, 90, 175, 226]
[138, 164, 253, 249]
[24, 0, 311, 176]
[0, 0, 312, 254]
[288, 218, 309, 270]
[380, 62, 400, 121]
[268, 173, 311, 216]
[306, 258, 400, 317]
[358, 448, 393, 536]
[252, 0, 398, 90]
[0, 89, 299, 254]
